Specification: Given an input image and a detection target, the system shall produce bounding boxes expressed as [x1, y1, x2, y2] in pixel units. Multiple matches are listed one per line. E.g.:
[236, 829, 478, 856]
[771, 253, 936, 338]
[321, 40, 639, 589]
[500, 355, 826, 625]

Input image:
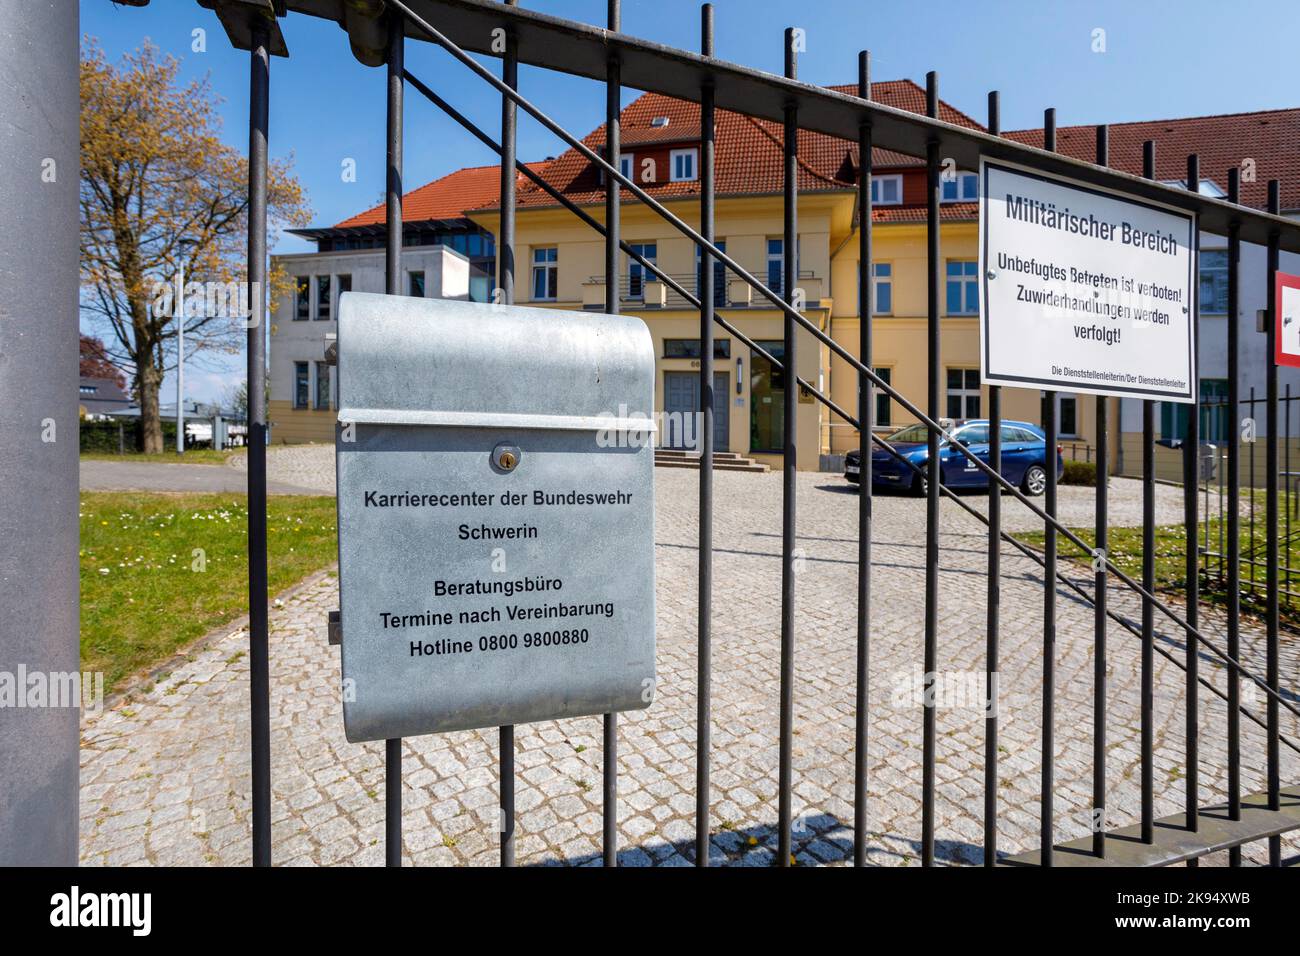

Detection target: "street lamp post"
[176, 238, 196, 454]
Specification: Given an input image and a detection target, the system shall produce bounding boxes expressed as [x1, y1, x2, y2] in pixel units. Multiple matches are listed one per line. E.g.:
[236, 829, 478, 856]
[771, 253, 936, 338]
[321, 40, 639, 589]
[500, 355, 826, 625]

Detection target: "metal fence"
[1199, 391, 1300, 613]
[212, 0, 1300, 868]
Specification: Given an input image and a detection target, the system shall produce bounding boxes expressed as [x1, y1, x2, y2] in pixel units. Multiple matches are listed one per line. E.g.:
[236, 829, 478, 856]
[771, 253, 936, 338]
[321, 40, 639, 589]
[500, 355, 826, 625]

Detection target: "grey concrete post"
[0, 0, 82, 865]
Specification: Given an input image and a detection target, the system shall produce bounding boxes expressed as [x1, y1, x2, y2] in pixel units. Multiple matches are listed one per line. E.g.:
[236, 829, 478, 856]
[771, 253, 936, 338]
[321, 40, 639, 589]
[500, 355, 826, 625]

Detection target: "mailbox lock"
[493, 442, 522, 472]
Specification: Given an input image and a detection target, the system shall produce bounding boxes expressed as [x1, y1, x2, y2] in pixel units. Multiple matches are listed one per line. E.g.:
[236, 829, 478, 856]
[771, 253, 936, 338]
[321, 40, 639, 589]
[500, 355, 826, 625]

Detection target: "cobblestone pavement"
[81, 462, 1299, 866]
[81, 457, 319, 495]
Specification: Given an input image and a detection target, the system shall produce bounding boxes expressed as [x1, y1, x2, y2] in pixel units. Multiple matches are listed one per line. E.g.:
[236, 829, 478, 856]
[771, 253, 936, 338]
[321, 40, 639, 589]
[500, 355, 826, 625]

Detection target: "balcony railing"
[581, 270, 820, 310]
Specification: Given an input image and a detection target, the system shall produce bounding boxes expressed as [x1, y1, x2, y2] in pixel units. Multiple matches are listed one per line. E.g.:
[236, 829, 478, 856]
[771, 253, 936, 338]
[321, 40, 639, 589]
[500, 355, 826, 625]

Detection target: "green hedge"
[80, 419, 187, 453]
[1062, 459, 1097, 486]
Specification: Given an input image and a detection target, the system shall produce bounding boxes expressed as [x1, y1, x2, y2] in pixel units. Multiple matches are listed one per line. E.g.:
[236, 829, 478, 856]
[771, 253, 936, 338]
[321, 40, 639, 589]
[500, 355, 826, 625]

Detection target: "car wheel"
[1022, 463, 1047, 496]
[911, 471, 928, 497]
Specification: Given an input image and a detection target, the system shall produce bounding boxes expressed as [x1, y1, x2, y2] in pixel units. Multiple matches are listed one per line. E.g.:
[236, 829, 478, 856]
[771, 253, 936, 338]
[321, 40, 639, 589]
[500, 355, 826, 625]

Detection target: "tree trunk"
[136, 363, 163, 453]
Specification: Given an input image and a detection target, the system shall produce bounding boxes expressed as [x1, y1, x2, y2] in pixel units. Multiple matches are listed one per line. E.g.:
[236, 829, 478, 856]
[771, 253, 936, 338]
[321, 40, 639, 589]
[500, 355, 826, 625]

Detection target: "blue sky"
[85, 0, 1300, 401]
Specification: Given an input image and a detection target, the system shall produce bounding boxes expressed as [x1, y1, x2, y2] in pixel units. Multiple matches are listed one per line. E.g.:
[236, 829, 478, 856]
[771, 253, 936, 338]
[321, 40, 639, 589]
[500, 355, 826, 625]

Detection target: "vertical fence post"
[853, 50, 873, 868]
[1139, 140, 1156, 847]
[1226, 166, 1243, 866]
[1182, 153, 1201, 853]
[984, 89, 1002, 867]
[1040, 107, 1058, 866]
[498, 0, 519, 869]
[0, 0, 80, 866]
[603, 0, 622, 869]
[247, 17, 273, 869]
[777, 26, 799, 868]
[921, 71, 940, 869]
[384, 12, 405, 868]
[1265, 179, 1281, 867]
[1092, 124, 1110, 859]
[695, 1, 715, 868]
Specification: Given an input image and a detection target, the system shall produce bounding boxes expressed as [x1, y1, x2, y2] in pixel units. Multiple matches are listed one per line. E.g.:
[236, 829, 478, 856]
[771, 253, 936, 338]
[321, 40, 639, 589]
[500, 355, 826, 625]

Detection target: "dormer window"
[670, 148, 698, 182]
[871, 174, 903, 205]
[941, 171, 979, 202]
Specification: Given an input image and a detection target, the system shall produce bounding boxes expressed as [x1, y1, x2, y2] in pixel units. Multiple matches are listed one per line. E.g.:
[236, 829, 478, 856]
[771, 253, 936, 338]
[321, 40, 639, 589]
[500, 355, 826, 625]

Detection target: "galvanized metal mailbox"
[334, 293, 657, 742]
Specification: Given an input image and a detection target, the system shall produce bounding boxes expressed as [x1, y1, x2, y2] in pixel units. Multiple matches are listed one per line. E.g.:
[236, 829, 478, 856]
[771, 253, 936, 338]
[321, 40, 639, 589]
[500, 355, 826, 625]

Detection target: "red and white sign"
[1277, 271, 1300, 369]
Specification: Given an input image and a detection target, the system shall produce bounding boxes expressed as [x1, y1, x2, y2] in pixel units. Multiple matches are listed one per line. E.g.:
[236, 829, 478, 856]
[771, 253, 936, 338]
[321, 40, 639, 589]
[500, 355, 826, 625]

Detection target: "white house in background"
[267, 164, 519, 444]
[268, 242, 469, 444]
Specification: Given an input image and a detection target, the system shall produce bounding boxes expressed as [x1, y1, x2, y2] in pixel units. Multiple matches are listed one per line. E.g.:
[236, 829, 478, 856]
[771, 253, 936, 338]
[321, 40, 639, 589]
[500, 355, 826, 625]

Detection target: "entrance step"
[1001, 784, 1300, 867]
[654, 449, 769, 473]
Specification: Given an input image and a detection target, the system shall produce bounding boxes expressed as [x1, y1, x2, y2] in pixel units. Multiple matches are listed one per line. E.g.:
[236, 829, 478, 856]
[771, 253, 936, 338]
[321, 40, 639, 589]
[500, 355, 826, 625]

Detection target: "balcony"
[582, 270, 822, 311]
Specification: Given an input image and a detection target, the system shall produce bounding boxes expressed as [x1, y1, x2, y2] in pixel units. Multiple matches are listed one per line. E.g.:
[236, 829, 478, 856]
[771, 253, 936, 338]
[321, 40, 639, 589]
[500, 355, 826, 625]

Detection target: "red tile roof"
[503, 80, 985, 213]
[333, 161, 550, 228]
[1004, 108, 1300, 212]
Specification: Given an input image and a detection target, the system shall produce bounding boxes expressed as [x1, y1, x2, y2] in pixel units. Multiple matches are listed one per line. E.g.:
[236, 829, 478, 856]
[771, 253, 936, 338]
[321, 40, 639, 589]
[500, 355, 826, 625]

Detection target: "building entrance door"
[663, 371, 729, 451]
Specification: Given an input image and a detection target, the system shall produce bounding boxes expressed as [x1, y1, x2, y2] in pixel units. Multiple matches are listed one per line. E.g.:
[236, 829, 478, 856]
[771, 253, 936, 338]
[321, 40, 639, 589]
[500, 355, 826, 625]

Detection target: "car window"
[955, 425, 989, 444]
[1016, 427, 1041, 442]
[886, 424, 931, 443]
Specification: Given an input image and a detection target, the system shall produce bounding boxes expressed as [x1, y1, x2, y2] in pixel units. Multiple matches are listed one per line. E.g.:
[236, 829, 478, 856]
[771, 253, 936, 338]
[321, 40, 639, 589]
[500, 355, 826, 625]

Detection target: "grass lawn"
[1021, 507, 1300, 631]
[80, 492, 337, 696]
[80, 448, 246, 465]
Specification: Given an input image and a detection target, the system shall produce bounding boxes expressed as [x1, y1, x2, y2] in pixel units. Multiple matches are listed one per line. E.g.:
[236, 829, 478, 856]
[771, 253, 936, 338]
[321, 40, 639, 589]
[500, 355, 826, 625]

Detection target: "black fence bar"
[777, 26, 798, 868]
[695, 1, 715, 869]
[1138, 140, 1156, 846]
[1041, 108, 1058, 867]
[853, 49, 872, 869]
[921, 71, 940, 869]
[1183, 153, 1201, 849]
[497, 0, 519, 870]
[246, 18, 272, 869]
[984, 88, 1002, 867]
[602, 0, 622, 870]
[1226, 167, 1243, 867]
[384, 13, 405, 868]
[1093, 123, 1110, 859]
[1266, 180, 1281, 867]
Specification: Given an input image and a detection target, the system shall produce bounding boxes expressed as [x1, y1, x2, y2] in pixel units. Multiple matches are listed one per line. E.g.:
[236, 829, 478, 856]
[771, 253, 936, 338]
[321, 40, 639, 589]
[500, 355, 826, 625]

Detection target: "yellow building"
[470, 81, 1026, 472]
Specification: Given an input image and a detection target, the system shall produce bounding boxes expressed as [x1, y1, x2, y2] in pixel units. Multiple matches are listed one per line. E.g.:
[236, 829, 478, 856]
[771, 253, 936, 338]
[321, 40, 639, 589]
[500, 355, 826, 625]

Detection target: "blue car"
[844, 419, 1064, 496]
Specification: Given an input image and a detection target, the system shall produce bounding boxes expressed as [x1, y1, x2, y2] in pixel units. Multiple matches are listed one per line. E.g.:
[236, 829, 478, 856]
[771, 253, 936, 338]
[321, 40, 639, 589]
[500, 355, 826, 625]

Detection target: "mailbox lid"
[337, 292, 655, 429]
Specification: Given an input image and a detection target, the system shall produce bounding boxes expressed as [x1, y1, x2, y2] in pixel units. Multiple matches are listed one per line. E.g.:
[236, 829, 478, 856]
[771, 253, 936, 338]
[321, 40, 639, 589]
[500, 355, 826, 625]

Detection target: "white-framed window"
[870, 174, 903, 205]
[873, 367, 892, 427]
[531, 247, 558, 301]
[627, 243, 656, 299]
[315, 361, 331, 411]
[1200, 249, 1228, 314]
[670, 148, 698, 182]
[941, 171, 979, 202]
[315, 274, 331, 320]
[871, 262, 892, 315]
[1057, 393, 1079, 437]
[294, 277, 310, 320]
[293, 361, 309, 409]
[766, 237, 800, 296]
[946, 368, 981, 419]
[945, 260, 979, 315]
[619, 154, 634, 180]
[695, 241, 726, 307]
